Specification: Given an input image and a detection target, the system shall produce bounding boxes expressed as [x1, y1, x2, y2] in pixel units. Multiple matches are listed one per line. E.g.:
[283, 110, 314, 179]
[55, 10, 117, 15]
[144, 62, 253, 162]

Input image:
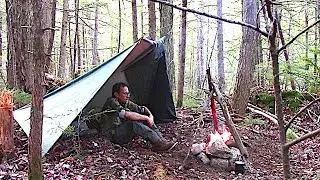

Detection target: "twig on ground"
[285, 128, 320, 148]
[285, 98, 320, 131]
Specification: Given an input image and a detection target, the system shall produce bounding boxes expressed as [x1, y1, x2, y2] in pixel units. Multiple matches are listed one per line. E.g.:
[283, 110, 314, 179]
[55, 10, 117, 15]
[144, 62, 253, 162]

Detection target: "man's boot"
[152, 139, 175, 152]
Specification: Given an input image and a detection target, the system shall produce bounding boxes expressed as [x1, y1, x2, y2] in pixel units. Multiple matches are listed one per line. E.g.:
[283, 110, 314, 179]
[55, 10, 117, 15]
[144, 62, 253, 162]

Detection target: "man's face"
[115, 86, 130, 103]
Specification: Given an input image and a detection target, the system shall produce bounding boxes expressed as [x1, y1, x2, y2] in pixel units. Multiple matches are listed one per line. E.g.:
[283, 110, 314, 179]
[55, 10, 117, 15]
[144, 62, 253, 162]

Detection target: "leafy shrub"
[12, 89, 31, 108]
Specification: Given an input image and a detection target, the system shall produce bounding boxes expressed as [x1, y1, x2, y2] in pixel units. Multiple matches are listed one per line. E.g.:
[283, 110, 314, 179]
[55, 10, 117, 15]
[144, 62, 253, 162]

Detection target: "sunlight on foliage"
[241, 115, 266, 126]
[153, 164, 168, 180]
[286, 128, 298, 141]
[63, 125, 76, 137]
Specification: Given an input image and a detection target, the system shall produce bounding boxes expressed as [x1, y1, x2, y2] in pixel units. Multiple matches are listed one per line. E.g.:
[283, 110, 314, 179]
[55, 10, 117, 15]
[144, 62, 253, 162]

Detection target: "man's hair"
[112, 82, 128, 97]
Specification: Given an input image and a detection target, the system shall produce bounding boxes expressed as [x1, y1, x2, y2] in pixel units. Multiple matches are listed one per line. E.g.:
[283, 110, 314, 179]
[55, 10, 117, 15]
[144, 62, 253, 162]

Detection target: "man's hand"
[124, 111, 154, 127]
[146, 116, 155, 127]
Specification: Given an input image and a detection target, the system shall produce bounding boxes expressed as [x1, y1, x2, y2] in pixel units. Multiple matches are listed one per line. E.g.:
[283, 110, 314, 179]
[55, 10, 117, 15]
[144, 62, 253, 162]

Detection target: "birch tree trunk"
[58, 0, 69, 80]
[28, 0, 45, 178]
[160, 0, 175, 91]
[232, 0, 259, 115]
[217, 0, 225, 92]
[176, 0, 187, 108]
[132, 0, 138, 42]
[92, 0, 100, 66]
[148, 0, 156, 40]
[42, 0, 57, 74]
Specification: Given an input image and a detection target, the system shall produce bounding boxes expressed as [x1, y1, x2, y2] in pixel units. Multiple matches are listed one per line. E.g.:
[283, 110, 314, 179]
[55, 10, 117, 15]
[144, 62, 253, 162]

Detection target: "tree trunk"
[117, 0, 122, 53]
[217, 0, 225, 92]
[58, 0, 69, 80]
[28, 0, 45, 178]
[141, 0, 144, 36]
[92, 0, 100, 66]
[68, 15, 73, 78]
[315, 7, 318, 76]
[232, 0, 259, 115]
[277, 12, 296, 90]
[196, 3, 204, 89]
[305, 0, 309, 70]
[265, 1, 291, 178]
[132, 0, 138, 42]
[6, 0, 33, 92]
[148, 0, 156, 40]
[73, 0, 80, 78]
[176, 0, 187, 108]
[42, 0, 57, 74]
[0, 2, 2, 71]
[5, 0, 15, 88]
[160, 0, 175, 91]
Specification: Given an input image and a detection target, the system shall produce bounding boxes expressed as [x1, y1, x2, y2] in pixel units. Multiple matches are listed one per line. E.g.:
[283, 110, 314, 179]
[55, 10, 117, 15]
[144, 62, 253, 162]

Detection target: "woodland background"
[0, 0, 320, 179]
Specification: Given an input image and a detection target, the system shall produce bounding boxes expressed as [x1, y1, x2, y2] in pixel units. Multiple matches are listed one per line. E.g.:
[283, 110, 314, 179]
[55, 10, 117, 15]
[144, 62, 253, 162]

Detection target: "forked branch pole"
[211, 83, 249, 157]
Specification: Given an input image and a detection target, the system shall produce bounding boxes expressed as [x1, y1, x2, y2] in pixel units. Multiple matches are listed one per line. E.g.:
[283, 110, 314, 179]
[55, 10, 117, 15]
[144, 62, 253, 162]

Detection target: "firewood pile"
[45, 73, 66, 92]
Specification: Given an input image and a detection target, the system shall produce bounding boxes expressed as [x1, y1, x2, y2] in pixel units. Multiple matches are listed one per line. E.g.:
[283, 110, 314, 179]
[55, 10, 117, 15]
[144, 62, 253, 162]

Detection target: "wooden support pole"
[212, 83, 249, 158]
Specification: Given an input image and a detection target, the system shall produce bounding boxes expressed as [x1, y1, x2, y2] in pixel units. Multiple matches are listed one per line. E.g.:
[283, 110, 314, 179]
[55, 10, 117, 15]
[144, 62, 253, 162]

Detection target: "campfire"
[191, 92, 245, 173]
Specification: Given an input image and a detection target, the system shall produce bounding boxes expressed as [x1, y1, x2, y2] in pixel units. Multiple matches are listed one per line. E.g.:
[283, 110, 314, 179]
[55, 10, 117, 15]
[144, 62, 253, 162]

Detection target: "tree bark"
[305, 0, 309, 70]
[68, 15, 73, 78]
[42, 0, 57, 74]
[176, 0, 187, 108]
[28, 0, 45, 178]
[58, 0, 69, 80]
[232, 0, 259, 116]
[148, 0, 156, 40]
[73, 0, 80, 78]
[117, 0, 122, 53]
[132, 0, 138, 42]
[92, 0, 100, 66]
[265, 1, 290, 178]
[217, 0, 225, 92]
[140, 0, 144, 36]
[196, 1, 204, 89]
[6, 0, 33, 92]
[0, 107, 14, 154]
[160, 0, 175, 91]
[5, 0, 15, 88]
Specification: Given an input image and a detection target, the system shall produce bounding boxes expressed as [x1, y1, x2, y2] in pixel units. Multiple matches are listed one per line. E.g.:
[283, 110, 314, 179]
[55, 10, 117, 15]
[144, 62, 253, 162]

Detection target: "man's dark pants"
[111, 121, 163, 145]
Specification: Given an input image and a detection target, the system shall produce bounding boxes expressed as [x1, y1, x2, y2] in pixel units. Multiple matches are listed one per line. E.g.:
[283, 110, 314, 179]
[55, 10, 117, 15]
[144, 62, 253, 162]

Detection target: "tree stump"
[0, 90, 14, 160]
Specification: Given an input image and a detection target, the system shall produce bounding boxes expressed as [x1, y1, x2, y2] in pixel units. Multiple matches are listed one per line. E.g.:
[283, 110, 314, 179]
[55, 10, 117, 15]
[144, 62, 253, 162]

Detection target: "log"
[247, 103, 310, 134]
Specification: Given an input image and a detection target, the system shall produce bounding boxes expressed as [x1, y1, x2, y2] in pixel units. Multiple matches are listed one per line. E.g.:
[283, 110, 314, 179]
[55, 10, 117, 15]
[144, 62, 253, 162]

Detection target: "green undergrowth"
[251, 90, 313, 113]
[240, 114, 266, 126]
[12, 89, 31, 108]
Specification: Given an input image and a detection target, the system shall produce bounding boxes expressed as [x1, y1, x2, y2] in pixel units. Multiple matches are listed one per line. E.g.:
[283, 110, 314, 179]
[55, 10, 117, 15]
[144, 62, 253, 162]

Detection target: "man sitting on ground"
[101, 82, 175, 151]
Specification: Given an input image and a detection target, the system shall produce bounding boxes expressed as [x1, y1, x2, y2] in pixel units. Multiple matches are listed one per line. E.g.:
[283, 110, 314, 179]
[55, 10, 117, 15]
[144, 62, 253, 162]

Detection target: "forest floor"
[2, 107, 320, 179]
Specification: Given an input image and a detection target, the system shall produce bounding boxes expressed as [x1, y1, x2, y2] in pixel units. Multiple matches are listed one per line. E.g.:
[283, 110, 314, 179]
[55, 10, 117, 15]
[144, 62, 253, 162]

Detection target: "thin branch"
[150, 0, 268, 37]
[285, 98, 320, 131]
[285, 128, 320, 148]
[278, 19, 320, 53]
